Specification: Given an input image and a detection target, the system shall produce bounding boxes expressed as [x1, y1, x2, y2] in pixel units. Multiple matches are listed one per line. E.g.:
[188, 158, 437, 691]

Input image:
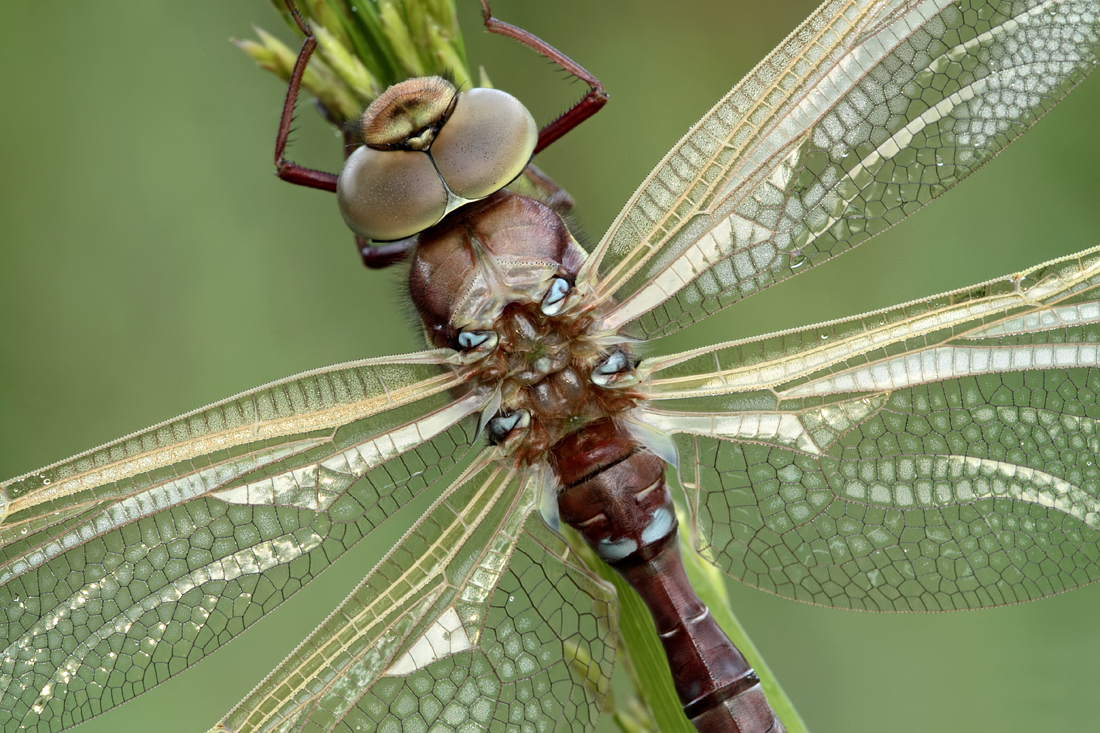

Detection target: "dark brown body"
[408, 191, 631, 461]
[553, 420, 786, 733]
[408, 190, 786, 732]
[410, 190, 584, 349]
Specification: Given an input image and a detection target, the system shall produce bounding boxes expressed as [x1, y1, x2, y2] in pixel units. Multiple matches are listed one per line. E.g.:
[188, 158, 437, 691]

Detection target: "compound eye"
[337, 147, 448, 242]
[431, 88, 538, 200]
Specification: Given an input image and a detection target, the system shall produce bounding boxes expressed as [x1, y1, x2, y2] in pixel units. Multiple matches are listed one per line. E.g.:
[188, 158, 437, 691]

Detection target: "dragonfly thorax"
[337, 77, 538, 242]
[409, 192, 585, 344]
[487, 305, 640, 461]
[409, 191, 640, 463]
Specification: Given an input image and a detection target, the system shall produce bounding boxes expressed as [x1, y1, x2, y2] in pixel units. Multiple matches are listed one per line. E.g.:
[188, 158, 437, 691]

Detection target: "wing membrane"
[638, 247, 1100, 610]
[581, 0, 1100, 339]
[214, 460, 617, 733]
[0, 352, 488, 732]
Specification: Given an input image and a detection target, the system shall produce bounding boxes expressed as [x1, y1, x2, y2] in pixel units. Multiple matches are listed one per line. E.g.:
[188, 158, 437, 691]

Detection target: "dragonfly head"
[337, 76, 537, 242]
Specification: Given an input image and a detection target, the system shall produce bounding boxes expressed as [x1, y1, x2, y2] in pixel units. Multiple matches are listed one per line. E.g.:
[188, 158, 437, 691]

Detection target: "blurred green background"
[2, 1, 1100, 731]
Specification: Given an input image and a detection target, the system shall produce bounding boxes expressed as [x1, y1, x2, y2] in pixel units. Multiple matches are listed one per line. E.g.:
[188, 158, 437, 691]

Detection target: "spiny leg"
[479, 1, 608, 154]
[274, 0, 339, 192]
[278, 1, 411, 266]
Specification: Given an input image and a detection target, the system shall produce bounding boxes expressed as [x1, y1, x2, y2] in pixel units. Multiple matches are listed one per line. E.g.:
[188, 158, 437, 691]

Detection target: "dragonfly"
[2, 0, 1100, 726]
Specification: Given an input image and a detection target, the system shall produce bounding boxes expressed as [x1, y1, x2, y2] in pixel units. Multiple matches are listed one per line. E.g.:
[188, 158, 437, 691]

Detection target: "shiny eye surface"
[336, 84, 538, 243]
[336, 148, 447, 241]
[431, 88, 538, 200]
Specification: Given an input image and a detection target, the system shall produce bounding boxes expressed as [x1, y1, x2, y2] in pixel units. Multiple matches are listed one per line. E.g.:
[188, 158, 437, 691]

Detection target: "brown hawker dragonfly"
[3, 0, 1100, 731]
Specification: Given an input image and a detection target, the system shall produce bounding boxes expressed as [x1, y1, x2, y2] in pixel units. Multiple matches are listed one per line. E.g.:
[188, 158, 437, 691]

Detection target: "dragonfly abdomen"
[552, 418, 786, 733]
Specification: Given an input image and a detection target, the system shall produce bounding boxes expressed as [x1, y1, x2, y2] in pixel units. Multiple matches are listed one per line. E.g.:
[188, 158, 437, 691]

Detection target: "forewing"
[0, 352, 487, 732]
[213, 460, 618, 733]
[581, 0, 1100, 339]
[639, 247, 1100, 611]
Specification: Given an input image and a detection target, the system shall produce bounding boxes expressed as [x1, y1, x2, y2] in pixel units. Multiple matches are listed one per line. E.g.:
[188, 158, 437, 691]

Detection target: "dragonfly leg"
[479, 1, 608, 155]
[358, 237, 415, 269]
[273, 0, 339, 193]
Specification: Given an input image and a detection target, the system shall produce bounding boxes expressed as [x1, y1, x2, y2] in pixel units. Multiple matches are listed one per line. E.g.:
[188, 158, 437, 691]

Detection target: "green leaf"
[600, 563, 697, 733]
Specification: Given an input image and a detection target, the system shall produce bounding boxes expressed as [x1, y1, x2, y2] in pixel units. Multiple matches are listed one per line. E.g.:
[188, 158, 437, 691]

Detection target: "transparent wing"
[580, 0, 1100, 339]
[213, 459, 617, 733]
[637, 246, 1100, 611]
[0, 351, 489, 732]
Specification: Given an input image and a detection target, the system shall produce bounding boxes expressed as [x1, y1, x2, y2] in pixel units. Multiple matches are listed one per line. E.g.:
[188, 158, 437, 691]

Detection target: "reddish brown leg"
[282, 1, 403, 267]
[275, 0, 339, 192]
[479, 1, 608, 154]
[359, 238, 415, 268]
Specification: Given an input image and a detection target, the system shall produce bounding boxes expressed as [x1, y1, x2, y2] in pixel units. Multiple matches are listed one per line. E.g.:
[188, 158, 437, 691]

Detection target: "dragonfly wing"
[213, 459, 617, 733]
[0, 352, 489, 732]
[639, 247, 1100, 610]
[581, 0, 1100, 339]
